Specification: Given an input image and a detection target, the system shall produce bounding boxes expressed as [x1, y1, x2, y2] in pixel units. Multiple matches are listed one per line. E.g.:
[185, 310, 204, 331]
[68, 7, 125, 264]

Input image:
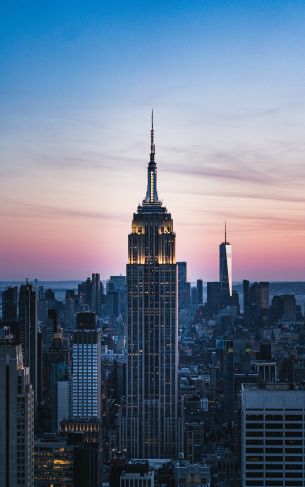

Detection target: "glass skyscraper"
[120, 114, 183, 458]
[219, 223, 232, 305]
[71, 312, 101, 419]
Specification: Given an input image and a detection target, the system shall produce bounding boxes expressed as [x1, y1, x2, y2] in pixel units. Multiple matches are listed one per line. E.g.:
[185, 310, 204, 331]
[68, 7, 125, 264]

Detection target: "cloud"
[219, 107, 280, 121]
[168, 188, 305, 205]
[0, 200, 127, 222]
[163, 161, 269, 184]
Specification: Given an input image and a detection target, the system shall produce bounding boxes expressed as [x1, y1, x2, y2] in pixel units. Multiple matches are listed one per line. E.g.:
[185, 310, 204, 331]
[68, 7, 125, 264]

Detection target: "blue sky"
[1, 0, 305, 280]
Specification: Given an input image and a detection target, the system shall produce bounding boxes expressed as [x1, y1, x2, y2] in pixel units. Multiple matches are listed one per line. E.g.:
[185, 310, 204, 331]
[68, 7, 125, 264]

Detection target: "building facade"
[241, 384, 305, 487]
[34, 437, 74, 486]
[71, 312, 101, 419]
[120, 114, 183, 458]
[2, 286, 18, 322]
[120, 471, 154, 487]
[0, 330, 34, 486]
[19, 281, 38, 405]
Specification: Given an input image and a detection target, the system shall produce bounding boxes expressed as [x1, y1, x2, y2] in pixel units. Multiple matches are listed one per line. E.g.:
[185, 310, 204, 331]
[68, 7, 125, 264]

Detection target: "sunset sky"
[1, 0, 305, 281]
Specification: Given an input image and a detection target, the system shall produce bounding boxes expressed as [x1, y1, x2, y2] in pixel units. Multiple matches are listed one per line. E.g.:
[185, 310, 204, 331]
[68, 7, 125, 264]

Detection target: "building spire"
[144, 110, 159, 204]
[225, 221, 227, 244]
[150, 109, 155, 161]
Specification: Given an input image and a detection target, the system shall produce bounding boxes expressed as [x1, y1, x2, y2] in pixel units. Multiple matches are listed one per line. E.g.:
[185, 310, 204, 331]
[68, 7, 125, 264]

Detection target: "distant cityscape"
[1, 122, 305, 487]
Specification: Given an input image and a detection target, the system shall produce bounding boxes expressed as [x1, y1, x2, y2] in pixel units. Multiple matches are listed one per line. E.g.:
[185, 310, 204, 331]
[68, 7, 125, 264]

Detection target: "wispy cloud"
[163, 161, 270, 184]
[168, 188, 305, 205]
[0, 200, 127, 222]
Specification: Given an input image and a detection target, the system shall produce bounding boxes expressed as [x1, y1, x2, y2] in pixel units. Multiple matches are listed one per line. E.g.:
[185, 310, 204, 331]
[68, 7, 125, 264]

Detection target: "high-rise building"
[2, 286, 18, 322]
[60, 420, 102, 487]
[244, 281, 269, 311]
[64, 289, 76, 328]
[19, 281, 38, 405]
[197, 279, 203, 305]
[0, 328, 34, 486]
[34, 436, 73, 486]
[91, 273, 101, 315]
[71, 312, 101, 419]
[207, 282, 221, 315]
[177, 262, 190, 311]
[106, 275, 127, 319]
[64, 311, 103, 486]
[271, 294, 297, 323]
[241, 384, 305, 487]
[219, 223, 232, 306]
[243, 281, 269, 326]
[223, 339, 234, 421]
[43, 327, 70, 432]
[120, 114, 183, 458]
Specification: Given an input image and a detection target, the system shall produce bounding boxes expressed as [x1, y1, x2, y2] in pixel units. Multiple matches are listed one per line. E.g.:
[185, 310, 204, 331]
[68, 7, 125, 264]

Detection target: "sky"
[1, 0, 305, 281]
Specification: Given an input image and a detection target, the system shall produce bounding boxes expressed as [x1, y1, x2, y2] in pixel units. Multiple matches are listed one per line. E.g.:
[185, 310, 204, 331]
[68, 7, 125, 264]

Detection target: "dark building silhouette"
[19, 281, 38, 405]
[2, 286, 18, 322]
[243, 280, 269, 326]
[91, 273, 101, 314]
[270, 294, 296, 323]
[0, 329, 34, 486]
[177, 262, 190, 311]
[223, 340, 234, 421]
[207, 282, 221, 315]
[197, 279, 203, 305]
[60, 422, 102, 487]
[64, 290, 76, 329]
[106, 275, 126, 319]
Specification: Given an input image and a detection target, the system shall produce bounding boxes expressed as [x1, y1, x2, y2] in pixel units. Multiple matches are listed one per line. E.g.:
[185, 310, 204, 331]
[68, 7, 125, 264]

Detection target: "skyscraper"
[19, 281, 38, 405]
[0, 328, 34, 487]
[91, 273, 101, 315]
[71, 312, 101, 419]
[177, 262, 190, 312]
[120, 113, 183, 458]
[196, 279, 203, 305]
[2, 286, 18, 322]
[241, 384, 305, 487]
[60, 312, 102, 487]
[219, 223, 232, 306]
[207, 282, 221, 315]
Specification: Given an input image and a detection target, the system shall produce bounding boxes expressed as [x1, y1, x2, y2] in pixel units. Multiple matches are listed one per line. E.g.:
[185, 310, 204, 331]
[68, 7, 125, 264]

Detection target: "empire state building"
[119, 114, 184, 459]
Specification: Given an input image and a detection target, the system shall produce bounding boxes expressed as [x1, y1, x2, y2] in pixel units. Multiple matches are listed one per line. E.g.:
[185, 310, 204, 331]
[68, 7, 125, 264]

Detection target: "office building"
[120, 114, 183, 458]
[207, 282, 221, 315]
[60, 420, 102, 487]
[19, 281, 38, 405]
[241, 384, 305, 487]
[34, 435, 73, 486]
[106, 275, 127, 319]
[271, 294, 297, 323]
[177, 262, 190, 311]
[71, 312, 101, 419]
[64, 290, 76, 328]
[244, 281, 269, 311]
[91, 273, 101, 315]
[223, 340, 234, 421]
[0, 329, 34, 486]
[197, 279, 203, 305]
[2, 286, 18, 322]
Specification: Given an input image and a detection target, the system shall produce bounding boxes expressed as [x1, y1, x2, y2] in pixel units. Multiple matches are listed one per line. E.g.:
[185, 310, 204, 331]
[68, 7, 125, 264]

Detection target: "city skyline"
[2, 1, 305, 281]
